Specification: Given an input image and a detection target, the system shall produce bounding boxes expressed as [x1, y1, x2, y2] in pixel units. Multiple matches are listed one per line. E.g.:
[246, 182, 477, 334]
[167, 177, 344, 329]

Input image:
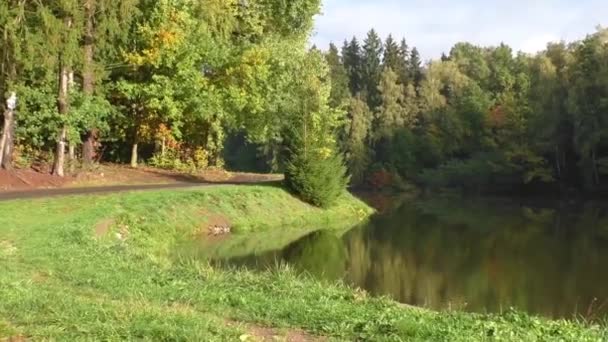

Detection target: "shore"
[0, 185, 605, 341]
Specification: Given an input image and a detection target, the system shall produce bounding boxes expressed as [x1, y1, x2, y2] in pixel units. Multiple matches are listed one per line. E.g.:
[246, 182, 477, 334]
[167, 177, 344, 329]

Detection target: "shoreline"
[0, 186, 606, 341]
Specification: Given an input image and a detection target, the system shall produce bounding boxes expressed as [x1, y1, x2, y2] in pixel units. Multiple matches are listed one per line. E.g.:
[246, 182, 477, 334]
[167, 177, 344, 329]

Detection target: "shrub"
[149, 147, 209, 173]
[285, 147, 349, 208]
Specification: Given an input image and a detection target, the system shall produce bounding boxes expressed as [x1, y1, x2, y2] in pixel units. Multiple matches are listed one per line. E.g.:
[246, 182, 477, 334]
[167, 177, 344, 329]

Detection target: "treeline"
[3, 1, 608, 197]
[328, 28, 608, 194]
[0, 0, 351, 205]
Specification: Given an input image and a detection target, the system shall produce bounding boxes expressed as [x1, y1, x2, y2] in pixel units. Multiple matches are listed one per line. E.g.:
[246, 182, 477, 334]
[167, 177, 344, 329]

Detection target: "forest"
[1, 0, 608, 197]
[331, 28, 608, 194]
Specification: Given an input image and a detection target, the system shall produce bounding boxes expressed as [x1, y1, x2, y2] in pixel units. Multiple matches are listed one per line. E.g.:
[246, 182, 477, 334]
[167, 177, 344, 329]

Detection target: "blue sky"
[311, 0, 608, 59]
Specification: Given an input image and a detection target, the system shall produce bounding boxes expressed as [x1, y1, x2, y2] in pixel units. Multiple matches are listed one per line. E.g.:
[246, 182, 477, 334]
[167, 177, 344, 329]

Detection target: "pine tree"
[397, 38, 410, 85]
[342, 37, 363, 95]
[325, 42, 350, 108]
[81, 0, 138, 165]
[409, 47, 423, 88]
[362, 29, 383, 109]
[383, 35, 400, 72]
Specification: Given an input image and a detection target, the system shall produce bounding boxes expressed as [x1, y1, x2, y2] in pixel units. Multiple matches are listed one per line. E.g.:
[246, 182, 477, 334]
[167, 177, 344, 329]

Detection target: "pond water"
[214, 196, 608, 320]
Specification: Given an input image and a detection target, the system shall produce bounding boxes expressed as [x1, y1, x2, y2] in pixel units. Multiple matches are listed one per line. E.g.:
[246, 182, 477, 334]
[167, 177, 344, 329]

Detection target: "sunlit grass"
[0, 186, 606, 341]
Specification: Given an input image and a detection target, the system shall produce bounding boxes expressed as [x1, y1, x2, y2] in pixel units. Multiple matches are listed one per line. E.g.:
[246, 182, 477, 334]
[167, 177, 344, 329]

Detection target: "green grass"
[0, 185, 606, 341]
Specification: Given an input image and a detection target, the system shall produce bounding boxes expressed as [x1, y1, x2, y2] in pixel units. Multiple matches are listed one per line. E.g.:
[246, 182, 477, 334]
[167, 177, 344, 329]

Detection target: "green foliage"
[362, 29, 384, 108]
[330, 26, 608, 193]
[376, 68, 416, 139]
[419, 155, 499, 190]
[1, 0, 332, 178]
[285, 147, 350, 208]
[325, 43, 350, 108]
[341, 37, 364, 96]
[344, 96, 373, 184]
[149, 147, 209, 173]
[409, 47, 423, 87]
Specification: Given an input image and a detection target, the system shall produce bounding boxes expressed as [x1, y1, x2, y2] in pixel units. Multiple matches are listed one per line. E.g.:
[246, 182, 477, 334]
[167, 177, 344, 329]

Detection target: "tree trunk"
[82, 0, 98, 166]
[53, 18, 71, 177]
[68, 143, 76, 172]
[0, 108, 15, 170]
[0, 113, 7, 168]
[54, 126, 68, 177]
[83, 129, 99, 164]
[130, 142, 138, 168]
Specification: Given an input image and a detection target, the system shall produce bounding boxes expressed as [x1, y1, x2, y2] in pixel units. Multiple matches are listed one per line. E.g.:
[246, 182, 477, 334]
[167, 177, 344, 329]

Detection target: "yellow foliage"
[319, 147, 333, 160]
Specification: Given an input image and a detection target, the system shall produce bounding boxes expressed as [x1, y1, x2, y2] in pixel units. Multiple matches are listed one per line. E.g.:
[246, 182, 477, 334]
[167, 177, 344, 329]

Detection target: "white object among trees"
[6, 92, 17, 111]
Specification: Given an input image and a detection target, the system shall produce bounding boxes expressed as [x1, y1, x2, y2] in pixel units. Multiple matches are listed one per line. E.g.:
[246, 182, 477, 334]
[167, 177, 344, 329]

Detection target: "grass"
[0, 185, 606, 341]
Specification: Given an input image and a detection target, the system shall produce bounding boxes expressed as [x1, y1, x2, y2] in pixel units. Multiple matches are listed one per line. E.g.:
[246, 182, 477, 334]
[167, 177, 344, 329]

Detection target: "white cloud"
[311, 0, 608, 59]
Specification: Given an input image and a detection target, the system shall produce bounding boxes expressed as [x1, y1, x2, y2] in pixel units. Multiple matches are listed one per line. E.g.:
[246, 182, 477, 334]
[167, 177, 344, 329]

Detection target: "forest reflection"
[224, 196, 608, 319]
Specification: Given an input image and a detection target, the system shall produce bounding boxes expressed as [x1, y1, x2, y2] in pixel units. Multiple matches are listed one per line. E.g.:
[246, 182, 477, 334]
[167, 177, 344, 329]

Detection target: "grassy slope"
[0, 185, 606, 341]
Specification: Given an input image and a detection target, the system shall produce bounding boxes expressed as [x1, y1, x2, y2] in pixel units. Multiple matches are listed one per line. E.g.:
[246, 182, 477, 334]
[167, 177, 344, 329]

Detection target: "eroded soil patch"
[198, 210, 232, 237]
[94, 219, 115, 238]
[233, 322, 325, 342]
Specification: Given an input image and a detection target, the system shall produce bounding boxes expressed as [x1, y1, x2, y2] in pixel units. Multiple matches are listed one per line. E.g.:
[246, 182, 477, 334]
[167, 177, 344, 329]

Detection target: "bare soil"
[94, 219, 115, 238]
[1, 336, 27, 342]
[0, 169, 69, 191]
[231, 321, 325, 342]
[246, 325, 325, 342]
[0, 164, 282, 201]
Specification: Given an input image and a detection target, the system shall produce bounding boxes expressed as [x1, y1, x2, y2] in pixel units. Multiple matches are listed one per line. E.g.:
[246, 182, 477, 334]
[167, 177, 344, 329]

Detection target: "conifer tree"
[409, 47, 423, 88]
[397, 38, 411, 85]
[383, 35, 400, 72]
[325, 42, 350, 108]
[342, 37, 363, 95]
[362, 29, 383, 109]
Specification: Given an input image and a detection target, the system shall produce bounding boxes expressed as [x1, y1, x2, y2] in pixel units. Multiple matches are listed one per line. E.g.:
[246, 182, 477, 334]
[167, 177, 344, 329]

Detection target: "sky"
[311, 0, 608, 60]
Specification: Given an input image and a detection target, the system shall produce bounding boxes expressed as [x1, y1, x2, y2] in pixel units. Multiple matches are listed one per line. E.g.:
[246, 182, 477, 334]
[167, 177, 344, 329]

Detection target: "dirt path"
[0, 180, 280, 202]
[0, 165, 282, 202]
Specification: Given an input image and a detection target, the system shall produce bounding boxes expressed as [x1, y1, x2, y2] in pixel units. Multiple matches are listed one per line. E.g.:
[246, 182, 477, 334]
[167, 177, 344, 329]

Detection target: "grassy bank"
[0, 186, 606, 341]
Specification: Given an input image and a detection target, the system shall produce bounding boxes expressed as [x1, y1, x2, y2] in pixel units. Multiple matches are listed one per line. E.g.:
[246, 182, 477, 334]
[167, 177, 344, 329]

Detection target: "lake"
[213, 195, 608, 320]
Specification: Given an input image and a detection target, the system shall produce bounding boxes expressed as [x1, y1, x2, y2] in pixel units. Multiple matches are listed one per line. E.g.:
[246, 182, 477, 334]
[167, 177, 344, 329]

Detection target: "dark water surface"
[215, 196, 608, 319]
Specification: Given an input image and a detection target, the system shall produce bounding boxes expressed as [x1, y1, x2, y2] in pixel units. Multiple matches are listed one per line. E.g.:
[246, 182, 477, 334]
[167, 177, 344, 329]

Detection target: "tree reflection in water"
[223, 196, 608, 320]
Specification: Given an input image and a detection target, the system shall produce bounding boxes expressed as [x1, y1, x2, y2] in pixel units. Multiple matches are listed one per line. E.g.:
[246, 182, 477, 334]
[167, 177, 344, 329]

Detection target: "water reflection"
[220, 196, 608, 319]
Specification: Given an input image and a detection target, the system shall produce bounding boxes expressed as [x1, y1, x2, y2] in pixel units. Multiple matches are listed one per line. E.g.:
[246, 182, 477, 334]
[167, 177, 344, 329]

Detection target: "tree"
[81, 0, 138, 166]
[397, 38, 411, 85]
[409, 47, 423, 88]
[284, 50, 349, 207]
[342, 37, 363, 95]
[361, 29, 383, 108]
[375, 68, 414, 139]
[37, 2, 86, 177]
[325, 43, 350, 108]
[344, 96, 373, 184]
[383, 35, 400, 72]
[567, 29, 608, 189]
[0, 1, 23, 170]
[449, 42, 490, 88]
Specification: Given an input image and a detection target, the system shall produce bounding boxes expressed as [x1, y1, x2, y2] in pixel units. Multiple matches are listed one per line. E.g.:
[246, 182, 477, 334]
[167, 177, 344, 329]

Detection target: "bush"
[149, 147, 209, 173]
[285, 147, 349, 208]
[417, 153, 510, 191]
